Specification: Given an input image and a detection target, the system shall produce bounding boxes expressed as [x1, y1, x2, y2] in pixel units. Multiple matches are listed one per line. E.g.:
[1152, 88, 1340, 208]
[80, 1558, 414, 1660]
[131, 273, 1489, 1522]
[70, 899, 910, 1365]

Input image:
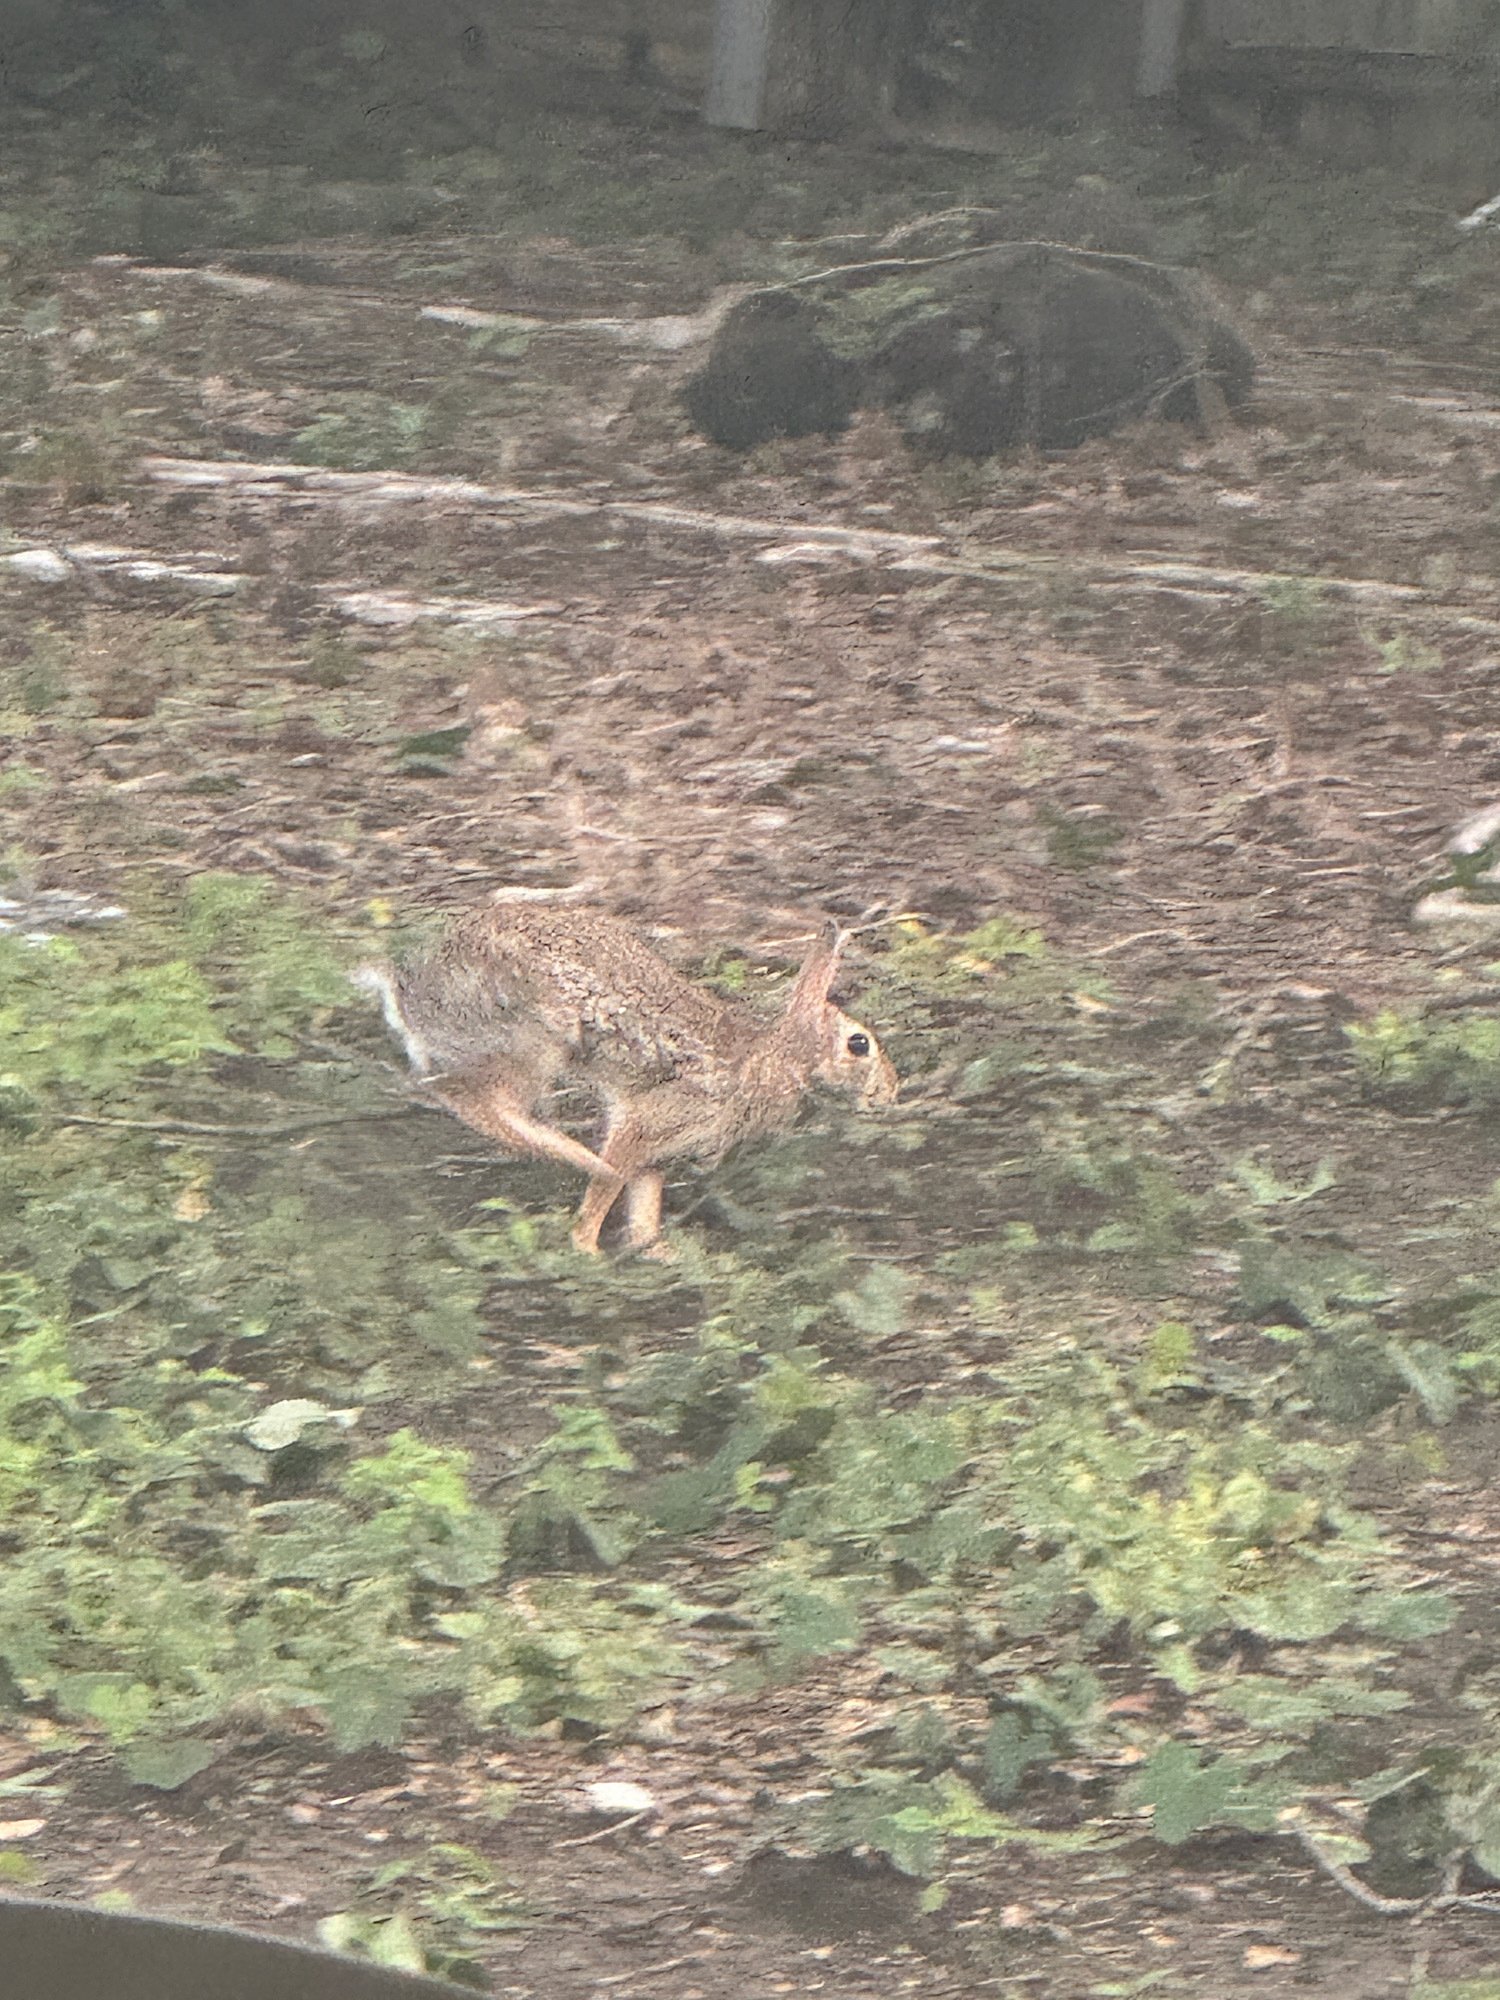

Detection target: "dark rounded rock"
[868, 248, 1254, 458]
[1024, 262, 1195, 448]
[866, 314, 1026, 456]
[682, 291, 860, 450]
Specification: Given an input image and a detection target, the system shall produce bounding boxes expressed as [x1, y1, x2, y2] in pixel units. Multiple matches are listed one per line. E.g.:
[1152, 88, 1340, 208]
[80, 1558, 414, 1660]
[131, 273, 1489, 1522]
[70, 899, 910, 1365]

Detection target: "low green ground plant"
[1350, 1006, 1500, 1102]
[0, 876, 690, 1779]
[322, 1840, 531, 1984]
[1, 875, 1495, 1913]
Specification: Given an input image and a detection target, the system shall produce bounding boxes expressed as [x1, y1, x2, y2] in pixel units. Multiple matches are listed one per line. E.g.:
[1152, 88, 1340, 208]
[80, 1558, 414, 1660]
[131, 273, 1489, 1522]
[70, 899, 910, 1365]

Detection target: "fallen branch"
[58, 1108, 412, 1139]
[127, 456, 1500, 632]
[139, 457, 942, 560]
[1299, 1833, 1500, 1919]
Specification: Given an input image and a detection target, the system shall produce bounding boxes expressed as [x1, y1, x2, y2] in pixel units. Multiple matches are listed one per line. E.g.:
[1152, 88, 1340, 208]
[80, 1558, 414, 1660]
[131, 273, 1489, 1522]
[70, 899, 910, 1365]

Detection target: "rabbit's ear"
[786, 920, 846, 1016]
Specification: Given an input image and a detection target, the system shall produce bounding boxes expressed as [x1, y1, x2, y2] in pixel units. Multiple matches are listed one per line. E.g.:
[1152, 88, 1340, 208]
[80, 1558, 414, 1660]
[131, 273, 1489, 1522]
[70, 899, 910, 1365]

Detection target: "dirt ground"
[5, 97, 1500, 1999]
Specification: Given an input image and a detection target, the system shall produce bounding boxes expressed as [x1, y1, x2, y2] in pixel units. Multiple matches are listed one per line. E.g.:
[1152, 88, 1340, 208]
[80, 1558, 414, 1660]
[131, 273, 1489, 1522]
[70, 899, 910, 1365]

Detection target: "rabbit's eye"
[846, 1032, 871, 1057]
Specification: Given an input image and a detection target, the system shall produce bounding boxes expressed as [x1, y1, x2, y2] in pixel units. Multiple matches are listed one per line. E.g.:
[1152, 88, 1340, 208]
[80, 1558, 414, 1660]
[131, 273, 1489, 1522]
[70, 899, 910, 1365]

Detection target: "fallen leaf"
[1244, 1944, 1301, 1969]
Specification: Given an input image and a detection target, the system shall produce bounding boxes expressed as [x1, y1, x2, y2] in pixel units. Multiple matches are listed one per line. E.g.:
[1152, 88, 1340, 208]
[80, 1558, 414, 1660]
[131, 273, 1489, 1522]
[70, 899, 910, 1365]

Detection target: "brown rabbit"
[353, 903, 898, 1255]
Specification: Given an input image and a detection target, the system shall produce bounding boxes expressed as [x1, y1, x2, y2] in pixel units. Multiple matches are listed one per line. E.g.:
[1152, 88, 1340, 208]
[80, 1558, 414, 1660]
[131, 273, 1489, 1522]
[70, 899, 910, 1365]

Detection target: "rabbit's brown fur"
[355, 903, 898, 1255]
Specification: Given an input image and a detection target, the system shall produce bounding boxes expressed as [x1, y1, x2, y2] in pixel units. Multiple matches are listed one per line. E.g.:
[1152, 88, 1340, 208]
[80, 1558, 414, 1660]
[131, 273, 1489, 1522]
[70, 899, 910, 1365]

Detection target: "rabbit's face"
[819, 1007, 899, 1107]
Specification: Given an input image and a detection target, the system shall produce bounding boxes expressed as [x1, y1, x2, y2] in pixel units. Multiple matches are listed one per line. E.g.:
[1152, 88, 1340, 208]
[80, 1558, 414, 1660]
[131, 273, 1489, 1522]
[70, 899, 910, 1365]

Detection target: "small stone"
[584, 1780, 657, 1817]
[4, 549, 69, 581]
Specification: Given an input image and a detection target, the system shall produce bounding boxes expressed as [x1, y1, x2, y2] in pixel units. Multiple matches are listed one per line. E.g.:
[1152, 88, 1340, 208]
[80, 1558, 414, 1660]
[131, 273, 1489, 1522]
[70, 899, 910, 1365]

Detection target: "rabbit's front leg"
[571, 1101, 663, 1256]
[430, 1063, 618, 1182]
[624, 1170, 672, 1259]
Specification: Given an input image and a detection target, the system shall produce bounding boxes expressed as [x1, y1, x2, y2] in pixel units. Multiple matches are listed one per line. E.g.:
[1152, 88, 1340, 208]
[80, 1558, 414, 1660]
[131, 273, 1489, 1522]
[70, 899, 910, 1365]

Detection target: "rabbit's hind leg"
[431, 1063, 619, 1184]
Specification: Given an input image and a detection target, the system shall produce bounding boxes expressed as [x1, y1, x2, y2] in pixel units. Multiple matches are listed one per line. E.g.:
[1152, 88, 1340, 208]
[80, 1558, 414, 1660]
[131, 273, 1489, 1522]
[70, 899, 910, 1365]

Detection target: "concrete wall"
[1204, 0, 1484, 52]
